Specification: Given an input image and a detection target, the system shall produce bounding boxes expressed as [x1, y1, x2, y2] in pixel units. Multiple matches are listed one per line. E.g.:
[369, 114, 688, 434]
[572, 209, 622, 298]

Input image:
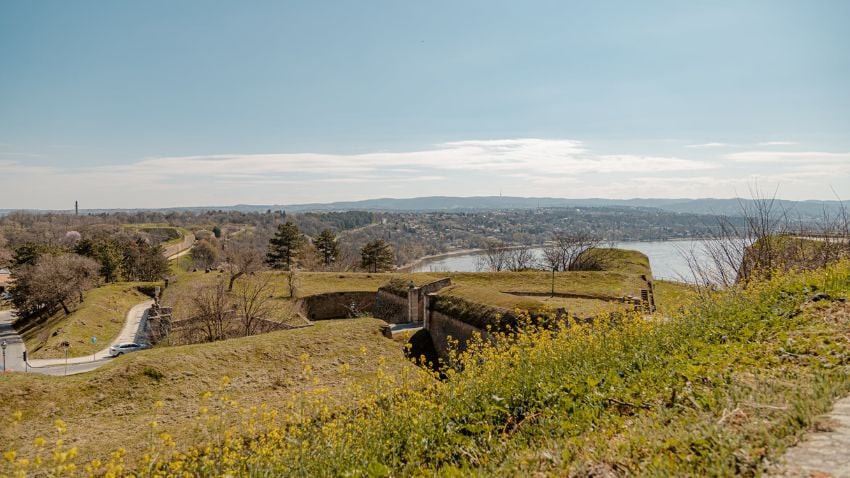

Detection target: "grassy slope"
[446, 271, 644, 298]
[118, 261, 848, 476]
[581, 247, 653, 276]
[0, 318, 415, 464]
[20, 283, 150, 359]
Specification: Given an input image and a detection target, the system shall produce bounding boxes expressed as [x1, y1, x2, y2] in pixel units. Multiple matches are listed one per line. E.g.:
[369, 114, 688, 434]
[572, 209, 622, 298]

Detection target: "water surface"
[413, 239, 709, 281]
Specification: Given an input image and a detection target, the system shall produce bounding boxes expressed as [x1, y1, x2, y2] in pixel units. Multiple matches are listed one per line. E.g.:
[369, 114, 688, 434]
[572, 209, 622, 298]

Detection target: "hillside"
[3, 196, 844, 220]
[3, 261, 848, 476]
[17, 283, 154, 359]
[0, 318, 416, 464]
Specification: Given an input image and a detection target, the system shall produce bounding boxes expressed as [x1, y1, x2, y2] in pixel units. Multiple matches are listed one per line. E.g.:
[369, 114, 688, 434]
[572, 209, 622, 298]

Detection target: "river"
[412, 239, 710, 280]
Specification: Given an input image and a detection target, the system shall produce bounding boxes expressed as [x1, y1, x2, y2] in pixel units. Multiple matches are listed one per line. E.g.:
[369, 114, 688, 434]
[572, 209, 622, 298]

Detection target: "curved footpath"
[1, 300, 153, 376]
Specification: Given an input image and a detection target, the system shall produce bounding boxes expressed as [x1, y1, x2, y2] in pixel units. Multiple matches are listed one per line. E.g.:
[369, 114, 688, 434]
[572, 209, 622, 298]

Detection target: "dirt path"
[773, 394, 850, 477]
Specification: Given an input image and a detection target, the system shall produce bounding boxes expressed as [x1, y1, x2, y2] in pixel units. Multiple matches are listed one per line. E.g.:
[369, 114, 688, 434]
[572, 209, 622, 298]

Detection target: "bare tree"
[234, 274, 279, 336]
[678, 186, 850, 293]
[286, 268, 301, 298]
[507, 245, 536, 271]
[481, 240, 510, 272]
[189, 279, 234, 342]
[223, 241, 263, 291]
[540, 232, 603, 271]
[11, 253, 101, 316]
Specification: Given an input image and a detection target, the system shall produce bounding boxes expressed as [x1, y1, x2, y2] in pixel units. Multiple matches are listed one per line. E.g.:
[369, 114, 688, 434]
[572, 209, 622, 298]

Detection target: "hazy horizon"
[2, 1, 848, 209]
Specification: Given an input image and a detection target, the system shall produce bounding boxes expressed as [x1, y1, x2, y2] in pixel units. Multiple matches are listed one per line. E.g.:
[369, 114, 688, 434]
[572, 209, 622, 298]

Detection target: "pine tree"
[266, 222, 305, 270]
[359, 239, 394, 273]
[314, 229, 340, 266]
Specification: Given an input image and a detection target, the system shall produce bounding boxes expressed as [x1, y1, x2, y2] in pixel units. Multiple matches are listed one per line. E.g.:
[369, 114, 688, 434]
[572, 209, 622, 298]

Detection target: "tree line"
[8, 230, 169, 318]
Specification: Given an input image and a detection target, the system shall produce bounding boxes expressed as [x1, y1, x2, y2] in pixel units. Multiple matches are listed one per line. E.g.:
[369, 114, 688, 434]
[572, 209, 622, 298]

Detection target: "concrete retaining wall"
[427, 309, 493, 361]
[296, 291, 376, 321]
[373, 290, 409, 324]
[163, 233, 195, 258]
[404, 278, 453, 323]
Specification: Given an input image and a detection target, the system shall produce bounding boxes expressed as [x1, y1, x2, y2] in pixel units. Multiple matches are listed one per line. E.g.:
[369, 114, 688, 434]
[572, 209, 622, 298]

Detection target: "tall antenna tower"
[75, 200, 79, 216]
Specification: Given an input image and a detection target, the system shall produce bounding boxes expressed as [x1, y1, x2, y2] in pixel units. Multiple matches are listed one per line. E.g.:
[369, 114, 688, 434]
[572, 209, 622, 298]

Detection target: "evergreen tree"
[12, 242, 58, 267]
[80, 239, 125, 282]
[314, 229, 340, 266]
[359, 239, 394, 272]
[266, 222, 305, 270]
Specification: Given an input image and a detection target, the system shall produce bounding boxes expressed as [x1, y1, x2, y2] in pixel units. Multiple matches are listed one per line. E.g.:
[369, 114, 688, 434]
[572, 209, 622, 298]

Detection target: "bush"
[379, 278, 410, 297]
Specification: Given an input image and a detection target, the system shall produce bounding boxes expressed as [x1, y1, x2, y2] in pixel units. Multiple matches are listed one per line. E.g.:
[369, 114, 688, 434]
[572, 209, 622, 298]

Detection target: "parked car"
[108, 342, 146, 357]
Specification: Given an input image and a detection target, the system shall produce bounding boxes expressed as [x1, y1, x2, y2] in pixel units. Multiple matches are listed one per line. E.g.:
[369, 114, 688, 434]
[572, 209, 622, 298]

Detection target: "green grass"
[653, 279, 699, 315]
[445, 270, 645, 298]
[580, 247, 653, 275]
[438, 285, 549, 313]
[0, 318, 415, 464]
[19, 283, 152, 359]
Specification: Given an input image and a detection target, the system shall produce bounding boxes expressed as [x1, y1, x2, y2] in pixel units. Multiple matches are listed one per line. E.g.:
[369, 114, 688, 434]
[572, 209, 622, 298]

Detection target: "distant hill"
[282, 196, 845, 219]
[1, 196, 844, 219]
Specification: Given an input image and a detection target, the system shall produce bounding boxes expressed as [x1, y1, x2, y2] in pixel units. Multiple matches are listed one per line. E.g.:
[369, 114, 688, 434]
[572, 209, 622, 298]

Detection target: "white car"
[108, 342, 146, 357]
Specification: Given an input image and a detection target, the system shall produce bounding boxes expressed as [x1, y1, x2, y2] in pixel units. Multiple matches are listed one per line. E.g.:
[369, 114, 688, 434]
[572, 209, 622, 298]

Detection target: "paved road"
[1, 300, 153, 376]
[27, 300, 153, 368]
[390, 322, 423, 336]
[0, 309, 26, 372]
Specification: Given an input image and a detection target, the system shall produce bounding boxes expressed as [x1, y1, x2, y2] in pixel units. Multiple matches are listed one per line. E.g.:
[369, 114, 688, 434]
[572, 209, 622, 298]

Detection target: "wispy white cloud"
[111, 139, 714, 179]
[757, 141, 798, 146]
[685, 142, 735, 149]
[0, 139, 847, 209]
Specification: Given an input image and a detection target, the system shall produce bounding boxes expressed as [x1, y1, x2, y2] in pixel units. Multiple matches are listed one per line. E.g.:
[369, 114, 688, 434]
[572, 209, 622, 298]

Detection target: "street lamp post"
[61, 341, 70, 376]
[1, 340, 6, 371]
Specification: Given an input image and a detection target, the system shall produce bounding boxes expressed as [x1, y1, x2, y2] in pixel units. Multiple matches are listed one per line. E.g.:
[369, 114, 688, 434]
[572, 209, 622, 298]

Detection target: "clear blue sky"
[1, 1, 848, 208]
